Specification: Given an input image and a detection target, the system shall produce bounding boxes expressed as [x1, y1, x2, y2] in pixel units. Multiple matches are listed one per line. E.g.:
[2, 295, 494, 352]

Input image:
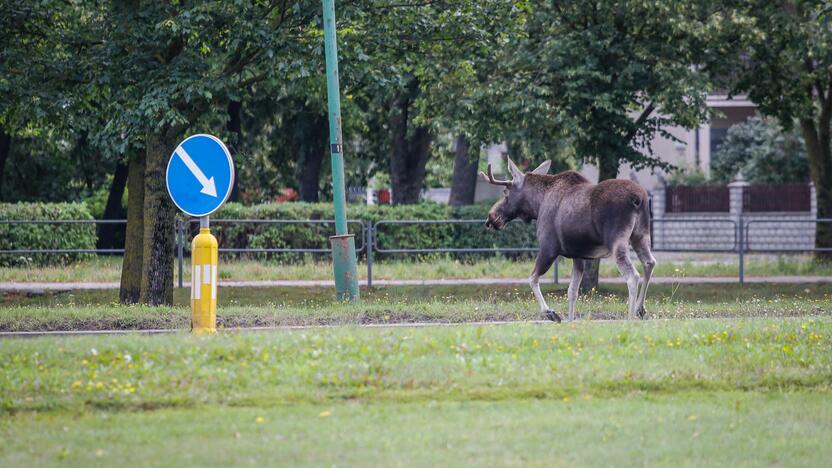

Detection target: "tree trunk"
[580, 155, 620, 292]
[139, 131, 177, 306]
[449, 134, 478, 206]
[120, 149, 145, 304]
[227, 100, 242, 202]
[98, 161, 129, 250]
[801, 118, 832, 262]
[389, 79, 432, 205]
[0, 128, 10, 201]
[297, 112, 328, 202]
[390, 126, 431, 204]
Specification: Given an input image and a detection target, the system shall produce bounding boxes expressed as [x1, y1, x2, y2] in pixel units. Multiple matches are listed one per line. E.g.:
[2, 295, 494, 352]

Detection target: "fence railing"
[2, 217, 830, 286]
[176, 218, 366, 288]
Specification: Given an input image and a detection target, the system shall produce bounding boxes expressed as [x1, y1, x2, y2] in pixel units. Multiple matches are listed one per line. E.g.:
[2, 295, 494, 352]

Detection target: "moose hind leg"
[529, 251, 561, 322]
[632, 236, 656, 319]
[568, 259, 585, 321]
[613, 245, 640, 319]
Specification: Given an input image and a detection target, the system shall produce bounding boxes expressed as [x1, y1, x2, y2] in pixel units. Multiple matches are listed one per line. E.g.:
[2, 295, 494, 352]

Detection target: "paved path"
[1, 275, 830, 292]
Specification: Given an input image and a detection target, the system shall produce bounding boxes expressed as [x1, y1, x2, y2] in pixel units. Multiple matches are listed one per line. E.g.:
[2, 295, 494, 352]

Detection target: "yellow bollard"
[191, 226, 218, 335]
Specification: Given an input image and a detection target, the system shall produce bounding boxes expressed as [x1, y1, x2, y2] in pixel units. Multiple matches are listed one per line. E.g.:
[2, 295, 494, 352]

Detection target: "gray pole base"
[330, 234, 360, 302]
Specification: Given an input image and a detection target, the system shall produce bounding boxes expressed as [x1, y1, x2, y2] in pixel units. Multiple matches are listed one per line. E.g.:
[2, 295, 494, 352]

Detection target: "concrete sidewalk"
[1, 275, 830, 292]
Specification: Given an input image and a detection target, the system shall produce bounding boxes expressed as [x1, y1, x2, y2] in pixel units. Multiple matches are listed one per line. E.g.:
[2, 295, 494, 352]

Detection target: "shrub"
[0, 203, 96, 266]
[194, 202, 537, 262]
[711, 117, 809, 184]
[0, 201, 537, 267]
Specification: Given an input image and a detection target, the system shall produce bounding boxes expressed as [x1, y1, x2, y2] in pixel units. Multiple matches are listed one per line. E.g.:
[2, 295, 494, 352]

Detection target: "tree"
[120, 148, 145, 304]
[711, 117, 809, 184]
[727, 1, 832, 260]
[77, 1, 326, 304]
[449, 135, 477, 206]
[501, 1, 739, 290]
[341, 1, 519, 204]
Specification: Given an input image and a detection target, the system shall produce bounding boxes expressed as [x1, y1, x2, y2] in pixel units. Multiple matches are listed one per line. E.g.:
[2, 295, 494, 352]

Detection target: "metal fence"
[2, 217, 830, 286]
[666, 185, 729, 213]
[175, 218, 366, 288]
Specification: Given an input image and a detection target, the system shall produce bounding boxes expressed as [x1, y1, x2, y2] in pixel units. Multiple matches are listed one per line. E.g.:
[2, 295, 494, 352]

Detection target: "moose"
[481, 158, 656, 322]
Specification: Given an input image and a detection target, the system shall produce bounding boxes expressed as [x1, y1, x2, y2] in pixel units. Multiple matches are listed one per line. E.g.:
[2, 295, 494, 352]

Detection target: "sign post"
[322, 0, 359, 302]
[166, 134, 235, 334]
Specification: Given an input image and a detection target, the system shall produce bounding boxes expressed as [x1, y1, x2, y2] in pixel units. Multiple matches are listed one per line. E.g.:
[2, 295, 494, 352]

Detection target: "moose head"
[481, 158, 551, 230]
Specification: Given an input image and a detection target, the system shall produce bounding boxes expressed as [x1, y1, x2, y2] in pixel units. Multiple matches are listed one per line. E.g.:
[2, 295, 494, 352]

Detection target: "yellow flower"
[255, 416, 265, 424]
[319, 410, 332, 418]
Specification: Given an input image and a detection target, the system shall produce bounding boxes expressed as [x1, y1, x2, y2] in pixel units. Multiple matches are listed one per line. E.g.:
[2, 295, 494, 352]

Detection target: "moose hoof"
[637, 306, 646, 319]
[543, 310, 562, 323]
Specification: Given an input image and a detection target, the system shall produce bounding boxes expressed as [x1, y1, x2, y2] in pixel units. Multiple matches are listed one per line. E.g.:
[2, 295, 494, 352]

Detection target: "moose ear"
[506, 157, 524, 183]
[531, 160, 551, 175]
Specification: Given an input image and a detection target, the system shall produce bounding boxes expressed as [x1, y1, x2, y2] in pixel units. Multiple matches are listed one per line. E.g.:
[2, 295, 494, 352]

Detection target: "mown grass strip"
[1, 283, 830, 331]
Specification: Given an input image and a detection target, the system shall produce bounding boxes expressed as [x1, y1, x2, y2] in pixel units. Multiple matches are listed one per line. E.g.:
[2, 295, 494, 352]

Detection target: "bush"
[667, 165, 709, 186]
[196, 202, 538, 262]
[0, 201, 536, 267]
[711, 117, 809, 184]
[0, 203, 96, 266]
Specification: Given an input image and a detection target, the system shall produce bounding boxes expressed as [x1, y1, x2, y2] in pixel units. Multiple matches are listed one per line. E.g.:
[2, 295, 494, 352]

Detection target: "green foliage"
[83, 184, 128, 220]
[711, 117, 809, 184]
[0, 203, 95, 266]
[667, 166, 710, 186]
[498, 0, 742, 178]
[206, 202, 537, 261]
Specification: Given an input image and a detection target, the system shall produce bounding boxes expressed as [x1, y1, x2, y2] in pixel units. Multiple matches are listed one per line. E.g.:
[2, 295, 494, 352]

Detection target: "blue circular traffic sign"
[166, 134, 235, 217]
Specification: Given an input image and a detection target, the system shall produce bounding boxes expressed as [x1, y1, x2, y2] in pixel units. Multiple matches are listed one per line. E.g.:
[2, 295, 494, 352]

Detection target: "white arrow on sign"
[174, 146, 217, 197]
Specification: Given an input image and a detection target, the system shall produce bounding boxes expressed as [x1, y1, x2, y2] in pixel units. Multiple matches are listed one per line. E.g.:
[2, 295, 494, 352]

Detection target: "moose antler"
[480, 164, 512, 186]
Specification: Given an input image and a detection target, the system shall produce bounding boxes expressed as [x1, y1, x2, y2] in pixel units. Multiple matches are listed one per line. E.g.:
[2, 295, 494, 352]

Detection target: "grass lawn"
[2, 253, 831, 283]
[1, 318, 831, 465]
[1, 282, 830, 331]
[3, 392, 830, 467]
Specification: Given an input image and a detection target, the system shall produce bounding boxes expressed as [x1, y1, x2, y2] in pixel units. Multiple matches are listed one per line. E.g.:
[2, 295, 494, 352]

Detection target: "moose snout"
[485, 212, 501, 230]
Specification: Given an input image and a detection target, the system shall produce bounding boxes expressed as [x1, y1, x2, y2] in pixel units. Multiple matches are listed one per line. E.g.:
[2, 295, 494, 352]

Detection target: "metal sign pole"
[322, 0, 359, 301]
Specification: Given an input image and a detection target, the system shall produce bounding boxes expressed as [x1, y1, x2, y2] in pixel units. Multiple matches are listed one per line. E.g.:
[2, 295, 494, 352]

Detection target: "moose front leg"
[529, 250, 561, 323]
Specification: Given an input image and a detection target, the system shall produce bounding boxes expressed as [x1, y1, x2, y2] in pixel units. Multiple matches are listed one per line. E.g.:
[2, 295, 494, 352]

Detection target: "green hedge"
[198, 202, 537, 262]
[0, 203, 96, 266]
[0, 201, 536, 266]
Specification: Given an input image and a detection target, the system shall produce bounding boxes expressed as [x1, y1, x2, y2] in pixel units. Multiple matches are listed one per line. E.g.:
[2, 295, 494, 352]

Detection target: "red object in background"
[275, 188, 299, 203]
[377, 189, 391, 205]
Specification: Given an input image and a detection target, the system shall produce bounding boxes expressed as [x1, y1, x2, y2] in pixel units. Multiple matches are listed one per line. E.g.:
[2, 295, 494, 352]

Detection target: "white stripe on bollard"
[211, 266, 217, 300]
[193, 265, 201, 300]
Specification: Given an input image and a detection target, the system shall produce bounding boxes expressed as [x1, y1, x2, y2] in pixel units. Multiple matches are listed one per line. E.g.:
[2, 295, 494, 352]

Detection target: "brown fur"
[484, 166, 656, 322]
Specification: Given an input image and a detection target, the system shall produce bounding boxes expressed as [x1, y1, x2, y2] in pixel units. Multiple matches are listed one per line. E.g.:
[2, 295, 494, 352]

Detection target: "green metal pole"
[322, 0, 359, 301]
